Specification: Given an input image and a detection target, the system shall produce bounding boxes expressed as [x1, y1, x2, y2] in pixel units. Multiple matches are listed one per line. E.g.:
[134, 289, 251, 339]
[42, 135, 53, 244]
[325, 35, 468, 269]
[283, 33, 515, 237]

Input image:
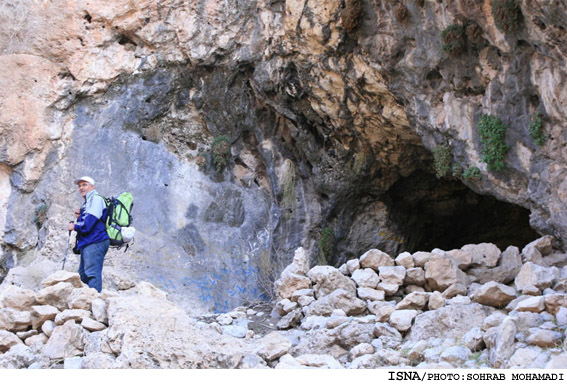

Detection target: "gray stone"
[489, 317, 517, 368]
[356, 287, 385, 301]
[378, 266, 406, 285]
[91, 298, 108, 324]
[525, 328, 563, 348]
[514, 296, 546, 313]
[41, 271, 83, 288]
[396, 292, 429, 310]
[43, 320, 87, 360]
[467, 246, 522, 284]
[395, 252, 414, 269]
[305, 289, 366, 316]
[276, 309, 302, 329]
[424, 254, 467, 292]
[36, 282, 74, 311]
[54, 309, 92, 325]
[64, 356, 84, 369]
[31, 304, 59, 329]
[404, 268, 426, 286]
[346, 259, 360, 275]
[0, 308, 32, 332]
[81, 317, 107, 332]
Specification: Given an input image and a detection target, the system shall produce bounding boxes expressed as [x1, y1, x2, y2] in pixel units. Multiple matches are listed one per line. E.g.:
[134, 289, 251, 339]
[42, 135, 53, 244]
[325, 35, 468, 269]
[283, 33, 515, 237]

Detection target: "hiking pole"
[62, 221, 74, 270]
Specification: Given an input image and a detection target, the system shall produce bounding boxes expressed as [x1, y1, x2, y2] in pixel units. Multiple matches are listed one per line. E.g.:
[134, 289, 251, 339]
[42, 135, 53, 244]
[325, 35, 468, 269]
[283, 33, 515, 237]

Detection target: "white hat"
[74, 176, 95, 186]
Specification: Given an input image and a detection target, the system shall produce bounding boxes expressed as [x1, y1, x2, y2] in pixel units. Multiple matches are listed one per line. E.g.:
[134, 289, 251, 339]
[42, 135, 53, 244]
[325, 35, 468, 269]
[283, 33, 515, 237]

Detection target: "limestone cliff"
[0, 0, 566, 312]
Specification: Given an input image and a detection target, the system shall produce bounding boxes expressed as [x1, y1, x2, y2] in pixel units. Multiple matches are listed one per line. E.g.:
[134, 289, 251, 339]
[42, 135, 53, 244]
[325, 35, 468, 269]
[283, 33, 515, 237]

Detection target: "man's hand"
[67, 222, 75, 231]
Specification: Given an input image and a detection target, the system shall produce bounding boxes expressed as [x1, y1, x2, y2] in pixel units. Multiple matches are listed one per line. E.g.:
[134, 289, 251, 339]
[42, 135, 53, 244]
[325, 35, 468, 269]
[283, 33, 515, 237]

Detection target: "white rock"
[41, 320, 55, 338]
[428, 291, 445, 310]
[256, 332, 292, 361]
[359, 249, 394, 270]
[515, 263, 558, 294]
[461, 243, 501, 268]
[357, 287, 385, 301]
[351, 268, 379, 288]
[389, 309, 418, 332]
[441, 345, 472, 364]
[378, 266, 406, 285]
[295, 354, 344, 369]
[43, 320, 87, 360]
[64, 356, 84, 369]
[395, 252, 414, 269]
[396, 292, 429, 310]
[307, 266, 356, 298]
[30, 304, 59, 329]
[514, 296, 546, 313]
[54, 309, 92, 325]
[0, 308, 32, 332]
[36, 282, 74, 311]
[0, 330, 23, 353]
[216, 313, 233, 325]
[350, 342, 374, 358]
[346, 259, 360, 274]
[0, 285, 36, 311]
[81, 317, 107, 332]
[471, 281, 517, 308]
[41, 271, 83, 288]
[91, 298, 108, 324]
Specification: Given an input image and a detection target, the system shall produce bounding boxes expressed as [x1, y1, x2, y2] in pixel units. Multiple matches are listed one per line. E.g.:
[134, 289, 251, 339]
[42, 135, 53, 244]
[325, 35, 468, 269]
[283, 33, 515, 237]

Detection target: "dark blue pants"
[79, 239, 110, 292]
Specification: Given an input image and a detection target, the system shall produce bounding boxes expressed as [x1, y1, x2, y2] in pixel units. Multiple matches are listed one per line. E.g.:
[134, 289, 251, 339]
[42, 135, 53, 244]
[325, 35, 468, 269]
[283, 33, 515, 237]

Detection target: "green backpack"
[98, 192, 135, 249]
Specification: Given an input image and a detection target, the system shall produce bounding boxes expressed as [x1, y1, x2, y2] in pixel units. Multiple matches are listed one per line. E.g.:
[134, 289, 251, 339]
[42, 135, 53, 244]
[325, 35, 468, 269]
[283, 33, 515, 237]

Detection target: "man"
[68, 176, 110, 292]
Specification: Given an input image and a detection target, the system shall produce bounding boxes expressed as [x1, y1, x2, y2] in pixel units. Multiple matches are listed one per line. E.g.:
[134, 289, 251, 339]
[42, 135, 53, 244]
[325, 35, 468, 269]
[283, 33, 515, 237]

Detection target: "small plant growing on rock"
[463, 166, 481, 180]
[210, 136, 231, 172]
[433, 145, 453, 179]
[195, 152, 208, 170]
[529, 111, 545, 146]
[478, 114, 510, 172]
[34, 203, 48, 228]
[318, 226, 335, 261]
[492, 0, 522, 33]
[442, 24, 466, 56]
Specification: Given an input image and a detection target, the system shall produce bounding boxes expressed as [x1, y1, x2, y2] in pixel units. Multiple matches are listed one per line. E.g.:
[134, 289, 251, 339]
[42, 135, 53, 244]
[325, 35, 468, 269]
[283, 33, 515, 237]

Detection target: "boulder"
[412, 252, 432, 267]
[273, 273, 312, 300]
[428, 291, 445, 310]
[346, 259, 360, 275]
[0, 308, 32, 332]
[488, 317, 517, 368]
[544, 293, 567, 314]
[513, 296, 545, 313]
[407, 304, 492, 342]
[395, 292, 429, 310]
[36, 282, 74, 311]
[395, 252, 414, 269]
[256, 332, 291, 361]
[525, 328, 563, 348]
[43, 320, 87, 360]
[359, 249, 394, 270]
[471, 282, 517, 308]
[424, 254, 467, 292]
[67, 287, 99, 310]
[307, 266, 356, 298]
[404, 267, 426, 286]
[91, 298, 108, 324]
[54, 309, 92, 325]
[446, 249, 473, 270]
[367, 301, 396, 322]
[276, 309, 302, 329]
[41, 271, 83, 288]
[467, 246, 522, 284]
[356, 287, 385, 301]
[522, 236, 555, 264]
[0, 285, 37, 311]
[305, 289, 366, 316]
[388, 310, 418, 332]
[461, 243, 501, 268]
[351, 268, 379, 288]
[0, 330, 23, 353]
[378, 266, 406, 286]
[81, 318, 107, 332]
[30, 304, 59, 329]
[515, 263, 558, 294]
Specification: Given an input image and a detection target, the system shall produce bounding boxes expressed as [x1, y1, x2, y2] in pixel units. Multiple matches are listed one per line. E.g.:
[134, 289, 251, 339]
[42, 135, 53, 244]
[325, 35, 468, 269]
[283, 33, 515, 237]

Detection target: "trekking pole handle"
[68, 220, 74, 235]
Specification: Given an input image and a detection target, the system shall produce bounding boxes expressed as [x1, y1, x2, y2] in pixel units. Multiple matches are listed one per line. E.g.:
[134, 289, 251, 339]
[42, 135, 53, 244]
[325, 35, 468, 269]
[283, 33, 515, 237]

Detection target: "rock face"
[1, 0, 567, 315]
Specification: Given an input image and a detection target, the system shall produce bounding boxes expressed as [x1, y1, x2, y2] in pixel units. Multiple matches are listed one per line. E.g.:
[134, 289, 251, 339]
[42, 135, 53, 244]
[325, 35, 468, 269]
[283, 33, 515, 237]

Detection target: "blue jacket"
[75, 190, 109, 251]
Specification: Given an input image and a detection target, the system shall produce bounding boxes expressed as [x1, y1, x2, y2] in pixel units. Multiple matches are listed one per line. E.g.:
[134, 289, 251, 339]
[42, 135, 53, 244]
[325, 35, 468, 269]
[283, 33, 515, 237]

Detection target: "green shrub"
[433, 145, 453, 178]
[478, 114, 510, 171]
[529, 111, 545, 146]
[318, 226, 335, 260]
[492, 0, 522, 33]
[210, 136, 231, 172]
[442, 24, 466, 55]
[34, 203, 48, 227]
[463, 167, 481, 179]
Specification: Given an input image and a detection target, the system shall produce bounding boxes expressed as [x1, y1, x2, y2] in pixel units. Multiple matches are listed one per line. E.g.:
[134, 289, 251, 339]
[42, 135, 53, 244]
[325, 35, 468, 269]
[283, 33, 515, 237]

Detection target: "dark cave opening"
[383, 170, 540, 253]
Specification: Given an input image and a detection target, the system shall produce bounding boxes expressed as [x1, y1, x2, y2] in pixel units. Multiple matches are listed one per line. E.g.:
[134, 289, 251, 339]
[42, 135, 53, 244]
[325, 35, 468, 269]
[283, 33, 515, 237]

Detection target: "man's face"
[77, 181, 95, 198]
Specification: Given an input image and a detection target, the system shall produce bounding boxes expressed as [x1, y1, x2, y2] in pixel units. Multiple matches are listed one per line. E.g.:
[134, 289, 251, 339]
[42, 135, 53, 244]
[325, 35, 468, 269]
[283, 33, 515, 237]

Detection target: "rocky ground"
[1, 237, 567, 369]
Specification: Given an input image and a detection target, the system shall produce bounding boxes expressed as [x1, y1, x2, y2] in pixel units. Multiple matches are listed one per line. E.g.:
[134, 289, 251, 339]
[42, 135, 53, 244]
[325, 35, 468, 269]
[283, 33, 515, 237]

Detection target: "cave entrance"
[383, 170, 540, 253]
